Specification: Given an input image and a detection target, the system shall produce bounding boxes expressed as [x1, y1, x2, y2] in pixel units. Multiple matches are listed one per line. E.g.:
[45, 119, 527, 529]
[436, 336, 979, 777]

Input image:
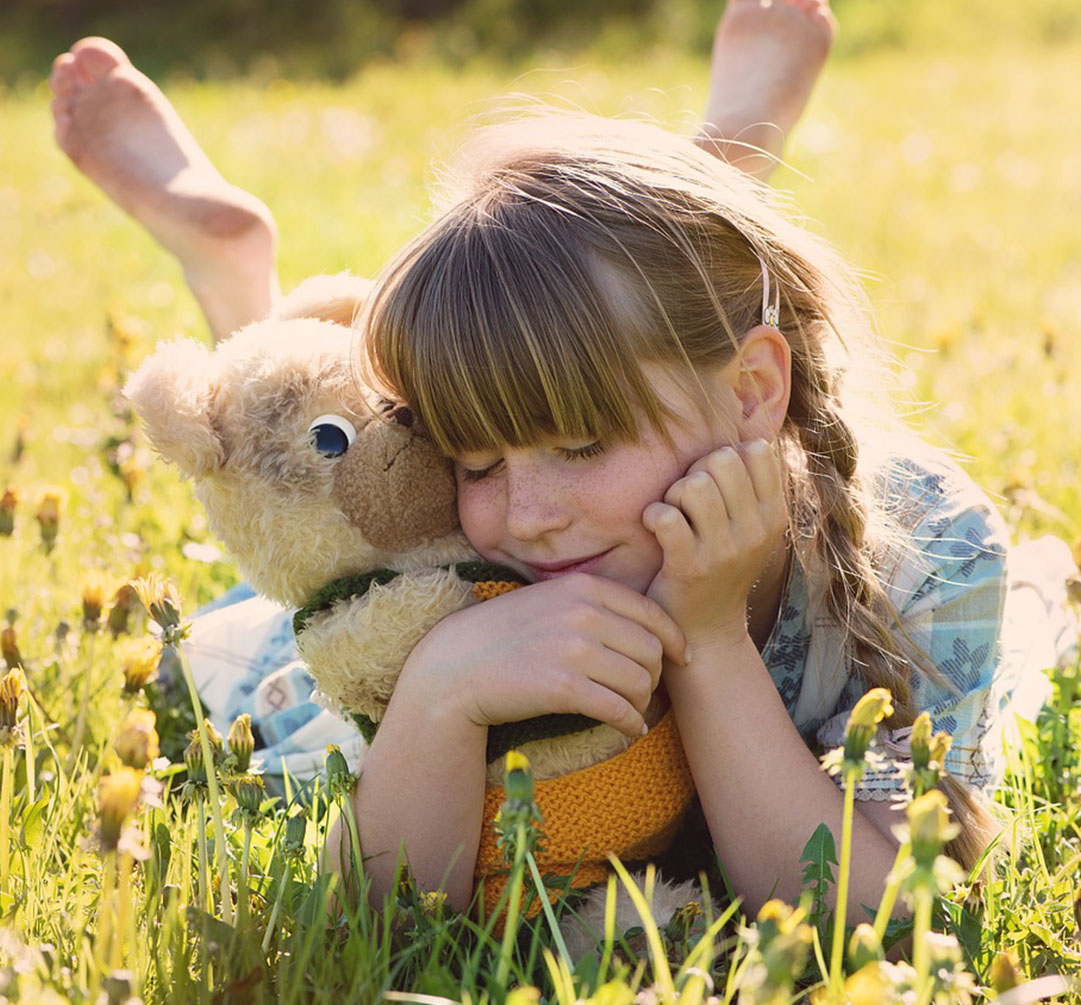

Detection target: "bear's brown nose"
[387, 405, 414, 428]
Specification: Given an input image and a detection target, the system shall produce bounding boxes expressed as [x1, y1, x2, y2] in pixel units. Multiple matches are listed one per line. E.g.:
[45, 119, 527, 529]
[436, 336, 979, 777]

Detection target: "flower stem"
[0, 744, 12, 901]
[196, 800, 210, 915]
[829, 766, 857, 992]
[177, 644, 233, 925]
[872, 840, 911, 941]
[96, 849, 116, 975]
[340, 793, 364, 904]
[912, 887, 934, 1005]
[238, 821, 252, 930]
[494, 819, 528, 989]
[112, 851, 133, 970]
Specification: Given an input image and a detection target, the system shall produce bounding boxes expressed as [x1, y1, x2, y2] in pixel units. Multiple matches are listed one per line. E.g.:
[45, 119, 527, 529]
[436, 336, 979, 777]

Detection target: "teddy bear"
[124, 273, 704, 946]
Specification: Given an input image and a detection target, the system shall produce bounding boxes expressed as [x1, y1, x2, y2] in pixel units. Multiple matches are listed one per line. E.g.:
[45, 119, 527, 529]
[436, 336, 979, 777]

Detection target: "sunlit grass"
[1, 6, 1081, 1000]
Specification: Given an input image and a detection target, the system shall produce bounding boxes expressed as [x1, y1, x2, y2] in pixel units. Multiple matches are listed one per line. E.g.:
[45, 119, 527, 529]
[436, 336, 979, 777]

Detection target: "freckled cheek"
[456, 482, 503, 554]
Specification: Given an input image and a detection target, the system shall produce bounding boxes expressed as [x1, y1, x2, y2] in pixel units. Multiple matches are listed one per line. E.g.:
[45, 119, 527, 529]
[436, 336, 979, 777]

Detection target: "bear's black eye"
[307, 414, 357, 458]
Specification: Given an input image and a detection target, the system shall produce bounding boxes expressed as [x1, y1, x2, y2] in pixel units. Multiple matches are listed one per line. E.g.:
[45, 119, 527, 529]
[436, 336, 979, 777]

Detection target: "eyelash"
[458, 442, 606, 483]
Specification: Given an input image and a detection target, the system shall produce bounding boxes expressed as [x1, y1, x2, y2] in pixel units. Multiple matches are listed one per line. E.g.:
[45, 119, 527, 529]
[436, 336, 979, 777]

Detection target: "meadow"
[1, 0, 1081, 1000]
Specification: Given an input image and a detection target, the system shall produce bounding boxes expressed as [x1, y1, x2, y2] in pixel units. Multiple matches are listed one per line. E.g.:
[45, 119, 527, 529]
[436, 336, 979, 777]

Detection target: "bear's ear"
[273, 272, 376, 327]
[123, 338, 225, 477]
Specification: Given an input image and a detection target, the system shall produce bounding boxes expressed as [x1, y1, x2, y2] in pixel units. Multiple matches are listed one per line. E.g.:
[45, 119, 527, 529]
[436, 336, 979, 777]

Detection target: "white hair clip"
[760, 257, 780, 328]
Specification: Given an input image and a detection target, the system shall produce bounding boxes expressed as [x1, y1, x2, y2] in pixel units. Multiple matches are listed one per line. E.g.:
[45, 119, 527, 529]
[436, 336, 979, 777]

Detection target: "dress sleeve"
[814, 458, 1012, 800]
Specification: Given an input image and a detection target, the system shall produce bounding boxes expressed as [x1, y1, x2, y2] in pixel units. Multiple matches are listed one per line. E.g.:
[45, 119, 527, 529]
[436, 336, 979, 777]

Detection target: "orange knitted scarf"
[474, 707, 695, 921]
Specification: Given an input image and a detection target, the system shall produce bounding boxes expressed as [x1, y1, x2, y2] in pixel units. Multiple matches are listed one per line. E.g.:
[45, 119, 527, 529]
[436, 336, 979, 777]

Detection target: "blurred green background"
[1, 0, 1080, 587]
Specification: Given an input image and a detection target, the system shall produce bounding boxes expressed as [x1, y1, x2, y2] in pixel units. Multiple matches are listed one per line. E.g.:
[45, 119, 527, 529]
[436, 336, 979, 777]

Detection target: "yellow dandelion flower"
[131, 572, 183, 632]
[117, 637, 162, 693]
[97, 767, 144, 852]
[115, 708, 160, 770]
[1, 625, 21, 671]
[0, 668, 25, 743]
[0, 487, 17, 537]
[34, 488, 63, 553]
[81, 570, 113, 632]
[107, 582, 140, 638]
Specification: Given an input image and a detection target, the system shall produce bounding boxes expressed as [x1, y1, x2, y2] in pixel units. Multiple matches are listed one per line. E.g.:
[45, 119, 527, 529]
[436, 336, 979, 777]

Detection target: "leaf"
[799, 823, 838, 893]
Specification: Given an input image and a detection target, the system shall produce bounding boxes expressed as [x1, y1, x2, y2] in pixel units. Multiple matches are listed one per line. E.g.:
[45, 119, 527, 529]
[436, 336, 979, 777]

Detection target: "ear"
[274, 271, 376, 327]
[123, 338, 225, 477]
[731, 324, 791, 439]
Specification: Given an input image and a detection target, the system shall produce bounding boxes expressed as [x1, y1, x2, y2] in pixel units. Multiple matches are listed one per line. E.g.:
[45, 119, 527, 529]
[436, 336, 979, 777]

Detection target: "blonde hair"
[364, 111, 994, 868]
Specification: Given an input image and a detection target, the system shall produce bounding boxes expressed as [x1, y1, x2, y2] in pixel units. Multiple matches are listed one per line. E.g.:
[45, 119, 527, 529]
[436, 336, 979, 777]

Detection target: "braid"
[785, 341, 916, 723]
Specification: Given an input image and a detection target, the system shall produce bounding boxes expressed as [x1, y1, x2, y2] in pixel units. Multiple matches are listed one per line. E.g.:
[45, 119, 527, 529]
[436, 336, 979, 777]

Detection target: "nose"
[502, 459, 570, 542]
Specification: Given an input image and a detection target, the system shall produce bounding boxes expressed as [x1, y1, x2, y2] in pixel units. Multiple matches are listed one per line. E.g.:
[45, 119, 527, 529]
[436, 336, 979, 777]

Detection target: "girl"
[354, 111, 1021, 917]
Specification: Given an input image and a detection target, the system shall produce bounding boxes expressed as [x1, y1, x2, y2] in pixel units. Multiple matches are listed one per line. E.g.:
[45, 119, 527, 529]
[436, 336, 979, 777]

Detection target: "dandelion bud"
[989, 950, 1023, 992]
[34, 488, 63, 553]
[230, 774, 265, 816]
[0, 487, 17, 536]
[228, 713, 255, 773]
[325, 744, 355, 797]
[97, 768, 143, 852]
[81, 570, 112, 633]
[418, 889, 447, 919]
[906, 790, 960, 866]
[504, 749, 534, 806]
[749, 899, 813, 997]
[283, 812, 307, 858]
[848, 923, 883, 973]
[1, 624, 21, 670]
[183, 733, 206, 784]
[184, 719, 225, 785]
[131, 573, 183, 635]
[910, 713, 933, 769]
[115, 708, 160, 770]
[0, 668, 25, 746]
[842, 687, 894, 769]
[118, 637, 162, 694]
[107, 582, 139, 638]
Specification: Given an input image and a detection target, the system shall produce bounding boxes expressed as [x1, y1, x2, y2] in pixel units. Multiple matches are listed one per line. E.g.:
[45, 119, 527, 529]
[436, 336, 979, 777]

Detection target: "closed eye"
[458, 459, 503, 483]
[556, 441, 605, 462]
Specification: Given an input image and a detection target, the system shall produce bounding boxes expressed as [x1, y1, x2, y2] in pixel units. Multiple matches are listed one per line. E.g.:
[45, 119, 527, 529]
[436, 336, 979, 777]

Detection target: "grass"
[2, 2, 1081, 999]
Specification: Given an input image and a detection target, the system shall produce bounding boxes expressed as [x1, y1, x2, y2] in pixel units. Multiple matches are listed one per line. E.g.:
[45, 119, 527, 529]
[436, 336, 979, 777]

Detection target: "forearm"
[666, 632, 901, 916]
[349, 669, 488, 911]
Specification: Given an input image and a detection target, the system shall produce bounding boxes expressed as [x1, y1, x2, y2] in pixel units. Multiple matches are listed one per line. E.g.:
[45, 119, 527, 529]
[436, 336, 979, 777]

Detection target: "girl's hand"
[399, 574, 687, 739]
[643, 439, 787, 650]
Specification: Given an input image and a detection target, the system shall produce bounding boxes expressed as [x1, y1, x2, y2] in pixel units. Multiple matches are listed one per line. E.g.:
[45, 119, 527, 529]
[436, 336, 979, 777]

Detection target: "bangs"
[367, 195, 674, 457]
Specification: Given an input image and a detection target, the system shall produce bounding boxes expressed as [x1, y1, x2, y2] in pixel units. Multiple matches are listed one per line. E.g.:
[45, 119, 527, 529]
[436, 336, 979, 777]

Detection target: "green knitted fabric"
[295, 562, 601, 764]
[293, 569, 400, 636]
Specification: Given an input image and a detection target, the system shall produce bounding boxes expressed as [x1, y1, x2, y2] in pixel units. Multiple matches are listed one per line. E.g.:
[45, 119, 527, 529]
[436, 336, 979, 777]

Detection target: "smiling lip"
[527, 550, 612, 581]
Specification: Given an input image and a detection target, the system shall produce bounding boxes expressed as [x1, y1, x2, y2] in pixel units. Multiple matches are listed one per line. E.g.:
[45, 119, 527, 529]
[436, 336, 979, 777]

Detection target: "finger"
[581, 574, 688, 665]
[549, 669, 647, 738]
[740, 438, 783, 504]
[698, 446, 758, 525]
[586, 648, 656, 714]
[595, 616, 665, 692]
[578, 679, 649, 738]
[644, 500, 698, 568]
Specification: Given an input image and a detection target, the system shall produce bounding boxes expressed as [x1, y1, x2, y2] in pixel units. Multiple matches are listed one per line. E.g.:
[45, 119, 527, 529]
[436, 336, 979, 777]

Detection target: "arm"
[330, 575, 687, 910]
[646, 441, 902, 916]
[665, 631, 901, 916]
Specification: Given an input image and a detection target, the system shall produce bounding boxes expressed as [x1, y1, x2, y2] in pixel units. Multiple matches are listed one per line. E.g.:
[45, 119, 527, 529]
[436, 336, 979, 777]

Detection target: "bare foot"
[49, 37, 281, 340]
[698, 0, 836, 180]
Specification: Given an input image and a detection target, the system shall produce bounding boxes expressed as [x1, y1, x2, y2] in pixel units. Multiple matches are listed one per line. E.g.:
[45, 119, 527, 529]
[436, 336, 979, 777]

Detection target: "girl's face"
[454, 363, 751, 592]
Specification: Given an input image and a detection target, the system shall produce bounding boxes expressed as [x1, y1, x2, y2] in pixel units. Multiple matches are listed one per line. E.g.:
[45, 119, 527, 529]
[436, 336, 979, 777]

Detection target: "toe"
[70, 37, 131, 83]
[49, 52, 79, 96]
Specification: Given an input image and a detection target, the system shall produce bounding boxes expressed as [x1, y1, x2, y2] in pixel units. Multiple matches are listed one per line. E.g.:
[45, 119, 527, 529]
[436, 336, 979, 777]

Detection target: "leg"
[697, 0, 836, 181]
[49, 38, 281, 341]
